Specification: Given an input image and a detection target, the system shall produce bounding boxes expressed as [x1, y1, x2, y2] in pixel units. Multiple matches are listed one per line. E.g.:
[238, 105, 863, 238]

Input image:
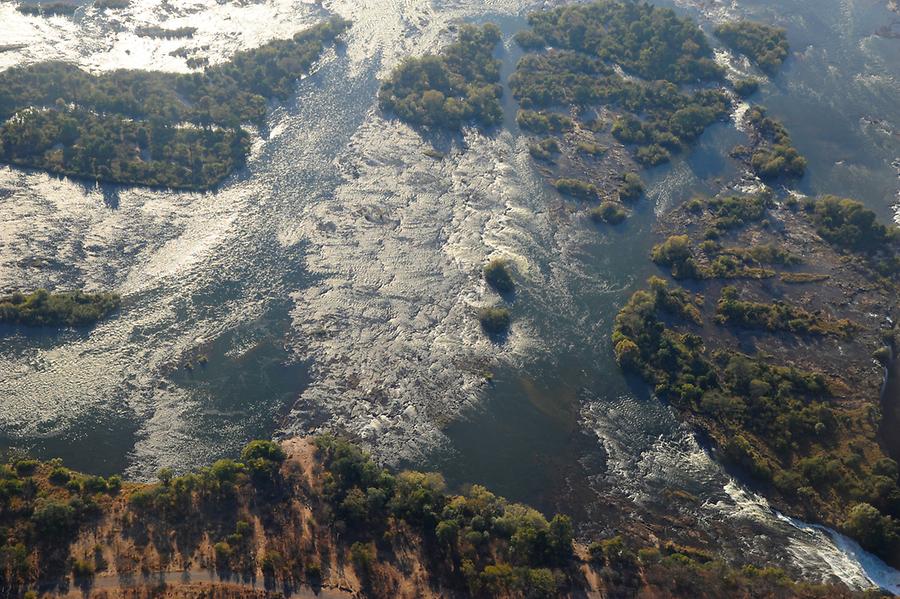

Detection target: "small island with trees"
[736, 106, 808, 180]
[378, 24, 503, 131]
[0, 289, 120, 327]
[0, 17, 350, 190]
[503, 1, 763, 226]
[715, 21, 790, 74]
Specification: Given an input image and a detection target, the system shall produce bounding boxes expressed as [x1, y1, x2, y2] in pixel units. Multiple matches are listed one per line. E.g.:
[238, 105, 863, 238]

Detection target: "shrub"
[733, 78, 760, 97]
[484, 260, 515, 294]
[349, 541, 376, 574]
[591, 202, 627, 224]
[651, 235, 700, 279]
[478, 306, 511, 335]
[528, 138, 560, 160]
[619, 173, 644, 202]
[843, 503, 899, 554]
[14, 460, 39, 476]
[553, 178, 597, 200]
[31, 499, 76, 540]
[576, 141, 605, 156]
[72, 559, 95, 579]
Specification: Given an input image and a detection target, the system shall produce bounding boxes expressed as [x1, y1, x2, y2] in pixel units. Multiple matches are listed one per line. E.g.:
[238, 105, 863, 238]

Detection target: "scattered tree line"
[715, 286, 857, 337]
[16, 2, 79, 17]
[134, 26, 197, 39]
[0, 435, 874, 597]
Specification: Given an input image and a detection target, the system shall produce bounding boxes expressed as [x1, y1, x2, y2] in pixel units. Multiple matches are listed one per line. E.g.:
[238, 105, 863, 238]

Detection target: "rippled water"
[0, 0, 898, 591]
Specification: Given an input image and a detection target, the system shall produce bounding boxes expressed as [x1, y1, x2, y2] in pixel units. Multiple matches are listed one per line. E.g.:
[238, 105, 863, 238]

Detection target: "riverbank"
[2, 436, 870, 598]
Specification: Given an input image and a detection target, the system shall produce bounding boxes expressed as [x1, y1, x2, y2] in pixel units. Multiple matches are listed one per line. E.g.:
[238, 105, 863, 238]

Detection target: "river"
[0, 0, 898, 592]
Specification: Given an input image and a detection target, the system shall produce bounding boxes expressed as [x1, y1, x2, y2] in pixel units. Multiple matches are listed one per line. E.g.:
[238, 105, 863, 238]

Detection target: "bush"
[513, 30, 546, 50]
[576, 141, 605, 156]
[349, 541, 376, 574]
[484, 260, 515, 294]
[72, 559, 95, 579]
[14, 460, 39, 476]
[528, 138, 560, 160]
[745, 107, 807, 180]
[31, 499, 76, 540]
[478, 306, 511, 335]
[812, 195, 899, 255]
[651, 236, 700, 279]
[843, 503, 899, 554]
[241, 440, 286, 462]
[590, 202, 627, 224]
[517, 110, 573, 133]
[734, 78, 760, 97]
[553, 178, 597, 200]
[619, 173, 644, 202]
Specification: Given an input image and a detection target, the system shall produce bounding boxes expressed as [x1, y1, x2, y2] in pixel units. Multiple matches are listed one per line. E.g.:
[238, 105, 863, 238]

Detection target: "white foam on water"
[776, 512, 900, 594]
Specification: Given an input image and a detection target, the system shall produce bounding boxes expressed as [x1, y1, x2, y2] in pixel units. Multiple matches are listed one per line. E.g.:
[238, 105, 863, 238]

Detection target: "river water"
[0, 0, 898, 591]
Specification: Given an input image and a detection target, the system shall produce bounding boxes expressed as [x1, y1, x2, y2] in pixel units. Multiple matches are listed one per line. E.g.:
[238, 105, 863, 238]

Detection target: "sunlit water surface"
[0, 0, 898, 591]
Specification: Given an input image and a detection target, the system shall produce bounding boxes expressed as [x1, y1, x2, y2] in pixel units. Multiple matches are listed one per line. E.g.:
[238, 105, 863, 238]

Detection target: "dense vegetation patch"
[586, 536, 864, 599]
[715, 21, 790, 74]
[617, 188, 900, 565]
[0, 18, 350, 189]
[649, 194, 796, 280]
[315, 435, 577, 596]
[508, 1, 733, 169]
[519, 1, 723, 83]
[742, 106, 807, 180]
[378, 24, 503, 130]
[811, 196, 900, 258]
[0, 289, 120, 327]
[509, 51, 730, 167]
